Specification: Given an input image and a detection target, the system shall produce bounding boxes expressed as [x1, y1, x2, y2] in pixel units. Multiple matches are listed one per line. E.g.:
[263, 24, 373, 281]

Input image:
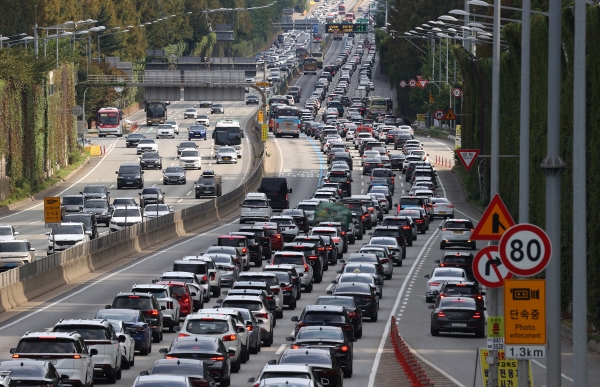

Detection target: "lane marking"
[275, 344, 286, 355]
[531, 360, 574, 382]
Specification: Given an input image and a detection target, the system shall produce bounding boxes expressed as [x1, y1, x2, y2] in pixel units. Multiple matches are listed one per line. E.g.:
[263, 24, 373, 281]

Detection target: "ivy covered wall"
[456, 8, 600, 326]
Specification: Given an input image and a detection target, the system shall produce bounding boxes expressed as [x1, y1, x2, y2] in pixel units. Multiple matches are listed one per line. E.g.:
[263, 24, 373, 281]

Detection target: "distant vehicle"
[304, 57, 318, 75]
[96, 107, 123, 137]
[195, 170, 222, 198]
[213, 119, 244, 158]
[145, 101, 168, 126]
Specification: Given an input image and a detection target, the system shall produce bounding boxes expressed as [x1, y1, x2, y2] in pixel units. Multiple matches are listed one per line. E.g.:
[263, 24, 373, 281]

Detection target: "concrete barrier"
[0, 144, 265, 314]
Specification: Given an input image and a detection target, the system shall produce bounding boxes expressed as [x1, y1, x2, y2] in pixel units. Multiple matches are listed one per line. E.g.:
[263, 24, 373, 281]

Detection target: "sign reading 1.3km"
[325, 23, 369, 33]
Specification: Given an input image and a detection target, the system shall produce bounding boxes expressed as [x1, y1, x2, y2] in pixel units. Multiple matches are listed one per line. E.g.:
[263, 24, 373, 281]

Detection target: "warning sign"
[471, 194, 515, 240]
[478, 349, 534, 387]
[456, 149, 480, 171]
[444, 108, 457, 120]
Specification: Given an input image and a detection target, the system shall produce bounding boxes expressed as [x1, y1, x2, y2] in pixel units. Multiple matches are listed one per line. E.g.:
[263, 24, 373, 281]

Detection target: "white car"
[184, 108, 198, 119]
[0, 225, 18, 241]
[272, 251, 314, 292]
[196, 308, 250, 363]
[46, 222, 91, 255]
[178, 312, 244, 372]
[285, 95, 295, 106]
[109, 207, 143, 233]
[216, 146, 238, 164]
[424, 267, 468, 302]
[439, 218, 476, 250]
[165, 120, 180, 135]
[0, 240, 36, 270]
[399, 125, 414, 136]
[183, 255, 222, 297]
[131, 283, 181, 332]
[179, 149, 202, 169]
[431, 197, 455, 218]
[159, 271, 208, 306]
[156, 124, 175, 139]
[195, 115, 210, 127]
[107, 320, 135, 369]
[136, 139, 159, 154]
[52, 319, 124, 383]
[143, 204, 172, 220]
[238, 272, 285, 318]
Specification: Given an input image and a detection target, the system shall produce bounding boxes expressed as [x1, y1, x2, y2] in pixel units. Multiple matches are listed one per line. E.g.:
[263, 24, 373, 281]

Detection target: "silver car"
[204, 253, 240, 287]
[143, 204, 172, 220]
[272, 252, 314, 293]
[359, 245, 394, 279]
[216, 146, 238, 164]
[439, 218, 476, 250]
[424, 267, 468, 303]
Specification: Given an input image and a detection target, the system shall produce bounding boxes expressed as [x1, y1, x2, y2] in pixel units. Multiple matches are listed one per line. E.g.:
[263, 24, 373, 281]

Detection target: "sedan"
[139, 187, 165, 207]
[95, 309, 152, 355]
[199, 101, 213, 108]
[328, 282, 379, 322]
[274, 348, 345, 386]
[137, 139, 159, 154]
[431, 197, 455, 218]
[424, 267, 469, 302]
[139, 152, 162, 170]
[211, 104, 225, 114]
[163, 120, 180, 135]
[163, 166, 186, 185]
[196, 115, 210, 127]
[139, 359, 217, 387]
[216, 146, 238, 164]
[184, 108, 198, 119]
[144, 204, 172, 220]
[179, 149, 202, 170]
[334, 272, 383, 299]
[429, 297, 485, 337]
[246, 95, 260, 105]
[126, 133, 146, 148]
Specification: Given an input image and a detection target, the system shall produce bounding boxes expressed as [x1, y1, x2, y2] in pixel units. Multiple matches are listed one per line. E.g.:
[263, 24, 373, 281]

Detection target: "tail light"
[308, 255, 319, 260]
[429, 282, 441, 286]
[166, 355, 178, 359]
[326, 246, 333, 250]
[178, 333, 190, 337]
[361, 296, 374, 301]
[477, 295, 483, 300]
[338, 345, 349, 352]
[342, 324, 352, 331]
[416, 219, 423, 223]
[222, 334, 237, 342]
[318, 247, 325, 251]
[192, 381, 209, 387]
[440, 263, 445, 267]
[224, 267, 234, 271]
[255, 313, 269, 319]
[341, 231, 346, 236]
[292, 344, 300, 349]
[402, 226, 410, 229]
[201, 275, 208, 282]
[242, 247, 247, 254]
[347, 311, 358, 319]
[448, 204, 454, 208]
[380, 258, 390, 264]
[247, 325, 254, 331]
[267, 295, 274, 301]
[210, 273, 216, 281]
[271, 288, 280, 295]
[145, 309, 159, 317]
[473, 312, 482, 319]
[73, 355, 81, 359]
[304, 263, 309, 272]
[281, 285, 293, 291]
[277, 234, 281, 239]
[437, 312, 446, 317]
[210, 356, 225, 361]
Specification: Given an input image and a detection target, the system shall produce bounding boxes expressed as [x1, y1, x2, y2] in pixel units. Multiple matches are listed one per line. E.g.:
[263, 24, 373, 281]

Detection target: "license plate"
[452, 323, 467, 327]
[187, 164, 195, 166]
[126, 182, 133, 185]
[453, 231, 463, 234]
[3, 263, 18, 267]
[204, 190, 211, 193]
[439, 211, 446, 214]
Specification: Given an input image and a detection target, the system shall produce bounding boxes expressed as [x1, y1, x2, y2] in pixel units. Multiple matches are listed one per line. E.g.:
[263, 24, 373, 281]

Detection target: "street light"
[97, 30, 129, 61]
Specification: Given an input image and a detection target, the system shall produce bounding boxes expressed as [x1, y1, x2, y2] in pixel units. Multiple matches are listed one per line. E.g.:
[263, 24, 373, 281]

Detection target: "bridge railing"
[86, 74, 247, 86]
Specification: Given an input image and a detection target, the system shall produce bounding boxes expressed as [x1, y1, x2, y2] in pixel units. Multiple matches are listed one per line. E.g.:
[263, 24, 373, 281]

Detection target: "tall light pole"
[97, 29, 129, 62]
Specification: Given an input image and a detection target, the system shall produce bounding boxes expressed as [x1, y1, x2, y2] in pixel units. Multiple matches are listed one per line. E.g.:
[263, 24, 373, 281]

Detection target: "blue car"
[188, 124, 207, 140]
[95, 308, 153, 355]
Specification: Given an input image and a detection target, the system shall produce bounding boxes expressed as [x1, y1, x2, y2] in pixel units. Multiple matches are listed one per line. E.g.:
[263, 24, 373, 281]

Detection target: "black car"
[325, 170, 352, 196]
[0, 360, 70, 387]
[63, 213, 99, 239]
[263, 264, 301, 301]
[210, 103, 224, 114]
[291, 305, 355, 340]
[340, 200, 373, 230]
[437, 280, 485, 308]
[245, 95, 260, 105]
[274, 348, 345, 386]
[139, 187, 165, 207]
[283, 242, 324, 283]
[158, 336, 232, 386]
[239, 226, 272, 258]
[126, 133, 146, 148]
[328, 282, 379, 322]
[381, 216, 416, 245]
[370, 226, 407, 255]
[107, 293, 164, 342]
[116, 163, 144, 189]
[140, 359, 217, 387]
[228, 231, 263, 267]
[280, 209, 310, 233]
[177, 141, 198, 156]
[315, 295, 363, 338]
[140, 152, 163, 170]
[258, 177, 292, 210]
[82, 199, 113, 227]
[163, 166, 186, 185]
[394, 133, 413, 149]
[435, 252, 476, 280]
[429, 297, 485, 337]
[398, 209, 429, 234]
[293, 235, 333, 265]
[81, 184, 110, 202]
[363, 158, 383, 175]
[390, 154, 406, 170]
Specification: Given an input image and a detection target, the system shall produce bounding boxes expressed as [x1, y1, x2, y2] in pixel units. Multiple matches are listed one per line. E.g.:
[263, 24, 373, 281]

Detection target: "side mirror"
[105, 305, 112, 309]
[339, 259, 345, 263]
[428, 305, 435, 310]
[159, 348, 168, 354]
[45, 232, 51, 236]
[434, 260, 440, 264]
[160, 305, 166, 310]
[424, 274, 430, 279]
[289, 188, 293, 193]
[151, 279, 158, 284]
[248, 378, 256, 383]
[90, 349, 98, 356]
[280, 283, 287, 287]
[115, 171, 118, 174]
[30, 248, 35, 251]
[267, 359, 277, 365]
[118, 335, 126, 343]
[481, 291, 487, 296]
[291, 316, 299, 322]
[326, 290, 333, 295]
[85, 230, 92, 235]
[9, 348, 15, 354]
[215, 299, 222, 304]
[432, 290, 439, 295]
[285, 336, 294, 342]
[139, 371, 150, 376]
[438, 225, 442, 229]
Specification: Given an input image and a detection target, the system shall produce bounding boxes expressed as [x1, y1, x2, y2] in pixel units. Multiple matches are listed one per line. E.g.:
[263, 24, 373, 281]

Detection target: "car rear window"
[444, 285, 476, 294]
[443, 256, 473, 264]
[53, 325, 108, 340]
[16, 339, 76, 354]
[133, 288, 168, 299]
[296, 329, 345, 340]
[272, 255, 305, 265]
[303, 312, 345, 323]
[445, 221, 474, 229]
[0, 364, 47, 377]
[440, 298, 477, 308]
[261, 373, 310, 380]
[150, 364, 205, 375]
[239, 275, 278, 286]
[221, 300, 263, 311]
[372, 229, 399, 237]
[112, 296, 153, 310]
[185, 319, 229, 334]
[280, 352, 333, 366]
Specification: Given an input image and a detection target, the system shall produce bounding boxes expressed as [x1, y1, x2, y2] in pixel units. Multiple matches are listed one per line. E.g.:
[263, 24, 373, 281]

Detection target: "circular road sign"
[70, 105, 83, 116]
[452, 88, 463, 98]
[408, 79, 417, 87]
[499, 223, 552, 277]
[472, 245, 514, 288]
[399, 80, 407, 88]
[434, 109, 445, 120]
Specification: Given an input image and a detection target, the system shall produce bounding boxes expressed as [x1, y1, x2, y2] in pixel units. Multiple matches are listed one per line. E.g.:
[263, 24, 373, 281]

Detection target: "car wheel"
[421, 228, 426, 234]
[475, 329, 485, 338]
[231, 356, 241, 373]
[129, 352, 135, 367]
[140, 343, 149, 356]
[152, 331, 160, 343]
[355, 327, 363, 338]
[305, 283, 313, 293]
[431, 327, 440, 336]
[276, 309, 283, 318]
[240, 345, 248, 364]
[314, 274, 322, 284]
[471, 242, 477, 250]
[250, 339, 259, 354]
[425, 296, 432, 303]
[290, 297, 297, 310]
[371, 312, 378, 322]
[220, 375, 231, 387]
[121, 355, 130, 370]
[255, 258, 262, 267]
[440, 242, 446, 249]
[385, 273, 392, 280]
[106, 370, 117, 384]
[116, 366, 122, 380]
[212, 286, 221, 298]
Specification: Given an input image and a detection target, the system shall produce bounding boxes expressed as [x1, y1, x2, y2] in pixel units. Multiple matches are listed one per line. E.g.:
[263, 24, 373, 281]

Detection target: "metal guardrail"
[86, 74, 247, 87]
[0, 144, 265, 290]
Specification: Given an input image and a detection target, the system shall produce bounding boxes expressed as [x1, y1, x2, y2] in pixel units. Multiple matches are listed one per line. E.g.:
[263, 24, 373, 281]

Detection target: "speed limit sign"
[499, 223, 552, 277]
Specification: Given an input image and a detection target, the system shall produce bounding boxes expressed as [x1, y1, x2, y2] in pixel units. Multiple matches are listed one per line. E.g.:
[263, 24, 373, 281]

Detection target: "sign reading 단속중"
[504, 279, 546, 345]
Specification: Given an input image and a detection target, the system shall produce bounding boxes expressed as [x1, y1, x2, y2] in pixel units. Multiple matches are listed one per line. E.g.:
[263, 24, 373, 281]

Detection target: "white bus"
[213, 119, 244, 158]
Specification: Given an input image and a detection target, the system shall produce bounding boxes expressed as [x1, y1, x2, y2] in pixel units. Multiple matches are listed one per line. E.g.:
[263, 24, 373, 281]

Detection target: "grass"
[452, 164, 487, 213]
[561, 317, 600, 343]
[415, 127, 453, 140]
[0, 150, 90, 208]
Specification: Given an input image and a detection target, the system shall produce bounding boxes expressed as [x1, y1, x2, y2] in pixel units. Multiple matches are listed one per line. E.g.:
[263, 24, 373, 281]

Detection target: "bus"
[366, 96, 389, 119]
[311, 52, 324, 69]
[303, 57, 318, 75]
[268, 96, 290, 131]
[338, 3, 346, 15]
[273, 106, 302, 138]
[96, 107, 123, 137]
[213, 119, 244, 158]
[326, 14, 335, 23]
[145, 101, 168, 126]
[313, 33, 323, 43]
[345, 13, 355, 22]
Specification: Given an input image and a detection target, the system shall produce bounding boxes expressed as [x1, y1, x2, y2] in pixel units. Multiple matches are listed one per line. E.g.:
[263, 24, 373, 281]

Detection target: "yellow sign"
[258, 110, 264, 122]
[479, 349, 534, 386]
[471, 194, 516, 240]
[261, 124, 268, 142]
[44, 197, 62, 223]
[256, 81, 270, 87]
[487, 316, 504, 338]
[505, 279, 546, 345]
[444, 108, 457, 120]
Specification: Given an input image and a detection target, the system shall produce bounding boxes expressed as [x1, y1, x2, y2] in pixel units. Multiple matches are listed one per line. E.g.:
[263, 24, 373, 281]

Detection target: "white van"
[240, 193, 272, 224]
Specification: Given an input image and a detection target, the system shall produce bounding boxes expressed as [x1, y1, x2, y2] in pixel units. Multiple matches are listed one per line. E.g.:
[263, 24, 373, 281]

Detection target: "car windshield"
[53, 326, 108, 340]
[445, 221, 474, 229]
[52, 225, 82, 235]
[141, 153, 159, 160]
[142, 188, 160, 195]
[133, 288, 168, 299]
[135, 380, 188, 387]
[369, 238, 396, 246]
[119, 166, 140, 175]
[113, 296, 154, 309]
[303, 313, 345, 323]
[316, 297, 356, 309]
[0, 242, 28, 252]
[172, 340, 219, 352]
[128, 134, 144, 139]
[63, 216, 91, 227]
[340, 276, 372, 285]
[139, 140, 155, 145]
[243, 200, 268, 207]
[83, 186, 104, 193]
[433, 269, 464, 278]
[240, 276, 278, 286]
[209, 255, 233, 264]
[96, 310, 139, 322]
[84, 201, 107, 209]
[260, 373, 310, 380]
[185, 319, 229, 334]
[113, 209, 141, 218]
[344, 265, 376, 274]
[165, 167, 183, 173]
[113, 199, 137, 206]
[179, 142, 196, 149]
[0, 228, 12, 236]
[296, 328, 344, 341]
[15, 339, 76, 354]
[145, 205, 169, 213]
[221, 300, 263, 311]
[181, 150, 198, 157]
[62, 197, 83, 205]
[296, 204, 317, 211]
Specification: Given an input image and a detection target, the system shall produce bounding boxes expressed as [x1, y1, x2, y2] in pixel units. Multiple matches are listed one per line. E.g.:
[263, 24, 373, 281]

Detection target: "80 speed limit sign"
[499, 223, 552, 276]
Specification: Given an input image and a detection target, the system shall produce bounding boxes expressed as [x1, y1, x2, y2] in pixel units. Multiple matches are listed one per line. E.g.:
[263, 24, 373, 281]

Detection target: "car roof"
[304, 305, 345, 313]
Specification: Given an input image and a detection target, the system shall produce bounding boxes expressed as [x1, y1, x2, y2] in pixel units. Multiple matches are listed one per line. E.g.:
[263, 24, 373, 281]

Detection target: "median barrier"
[0, 140, 265, 314]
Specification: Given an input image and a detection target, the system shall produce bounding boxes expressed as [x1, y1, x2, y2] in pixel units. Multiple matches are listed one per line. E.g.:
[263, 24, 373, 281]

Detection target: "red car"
[156, 281, 193, 316]
[254, 222, 284, 251]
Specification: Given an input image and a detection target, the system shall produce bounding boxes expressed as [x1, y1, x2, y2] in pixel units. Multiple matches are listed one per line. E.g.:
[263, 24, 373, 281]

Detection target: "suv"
[52, 319, 125, 383]
[196, 308, 250, 364]
[282, 242, 324, 283]
[46, 222, 91, 255]
[139, 187, 165, 207]
[439, 219, 476, 250]
[109, 206, 143, 232]
[437, 280, 485, 308]
[271, 252, 314, 293]
[116, 163, 144, 189]
[264, 264, 301, 301]
[258, 177, 292, 210]
[181, 255, 222, 297]
[240, 193, 272, 224]
[381, 216, 416, 245]
[229, 232, 263, 267]
[237, 273, 284, 318]
[107, 293, 164, 343]
[0, 240, 36, 271]
[291, 305, 355, 340]
[10, 332, 95, 387]
[130, 284, 181, 332]
[63, 213, 99, 240]
[82, 199, 113, 227]
[61, 195, 85, 214]
[218, 295, 274, 347]
[179, 313, 244, 372]
[80, 185, 110, 202]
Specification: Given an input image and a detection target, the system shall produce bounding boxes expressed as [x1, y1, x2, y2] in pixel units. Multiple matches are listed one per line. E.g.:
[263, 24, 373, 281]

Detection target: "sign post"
[487, 316, 505, 350]
[433, 109, 444, 121]
[257, 110, 264, 123]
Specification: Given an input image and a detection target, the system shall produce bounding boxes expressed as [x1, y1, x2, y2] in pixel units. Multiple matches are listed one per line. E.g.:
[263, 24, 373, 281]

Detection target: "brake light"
[317, 247, 325, 251]
[146, 309, 159, 317]
[437, 312, 446, 317]
[210, 273, 216, 281]
[292, 344, 300, 349]
[381, 258, 390, 264]
[267, 295, 274, 301]
[222, 334, 237, 342]
[440, 263, 445, 267]
[255, 313, 269, 319]
[271, 288, 280, 295]
[402, 226, 410, 229]
[247, 325, 254, 331]
[477, 295, 483, 300]
[473, 312, 482, 319]
[342, 324, 352, 331]
[73, 355, 81, 359]
[304, 263, 309, 272]
[210, 356, 225, 361]
[429, 282, 441, 286]
[416, 219, 423, 223]
[339, 345, 349, 352]
[201, 275, 208, 282]
[178, 333, 190, 337]
[308, 255, 319, 260]
[277, 235, 281, 239]
[362, 296, 374, 301]
[347, 311, 358, 319]
[166, 355, 178, 359]
[448, 204, 454, 208]
[341, 231, 346, 235]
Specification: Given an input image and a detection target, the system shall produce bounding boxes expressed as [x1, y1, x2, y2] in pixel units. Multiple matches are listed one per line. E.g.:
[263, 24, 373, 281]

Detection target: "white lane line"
[177, 199, 183, 203]
[325, 283, 334, 291]
[0, 217, 241, 332]
[531, 360, 574, 382]
[273, 137, 284, 178]
[152, 184, 156, 187]
[368, 229, 468, 387]
[275, 344, 286, 355]
[29, 221, 41, 224]
[186, 191, 192, 196]
[0, 139, 119, 220]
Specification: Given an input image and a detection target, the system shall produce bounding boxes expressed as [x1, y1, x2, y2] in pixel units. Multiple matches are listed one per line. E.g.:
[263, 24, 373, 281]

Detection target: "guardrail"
[86, 74, 248, 87]
[0, 132, 264, 312]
